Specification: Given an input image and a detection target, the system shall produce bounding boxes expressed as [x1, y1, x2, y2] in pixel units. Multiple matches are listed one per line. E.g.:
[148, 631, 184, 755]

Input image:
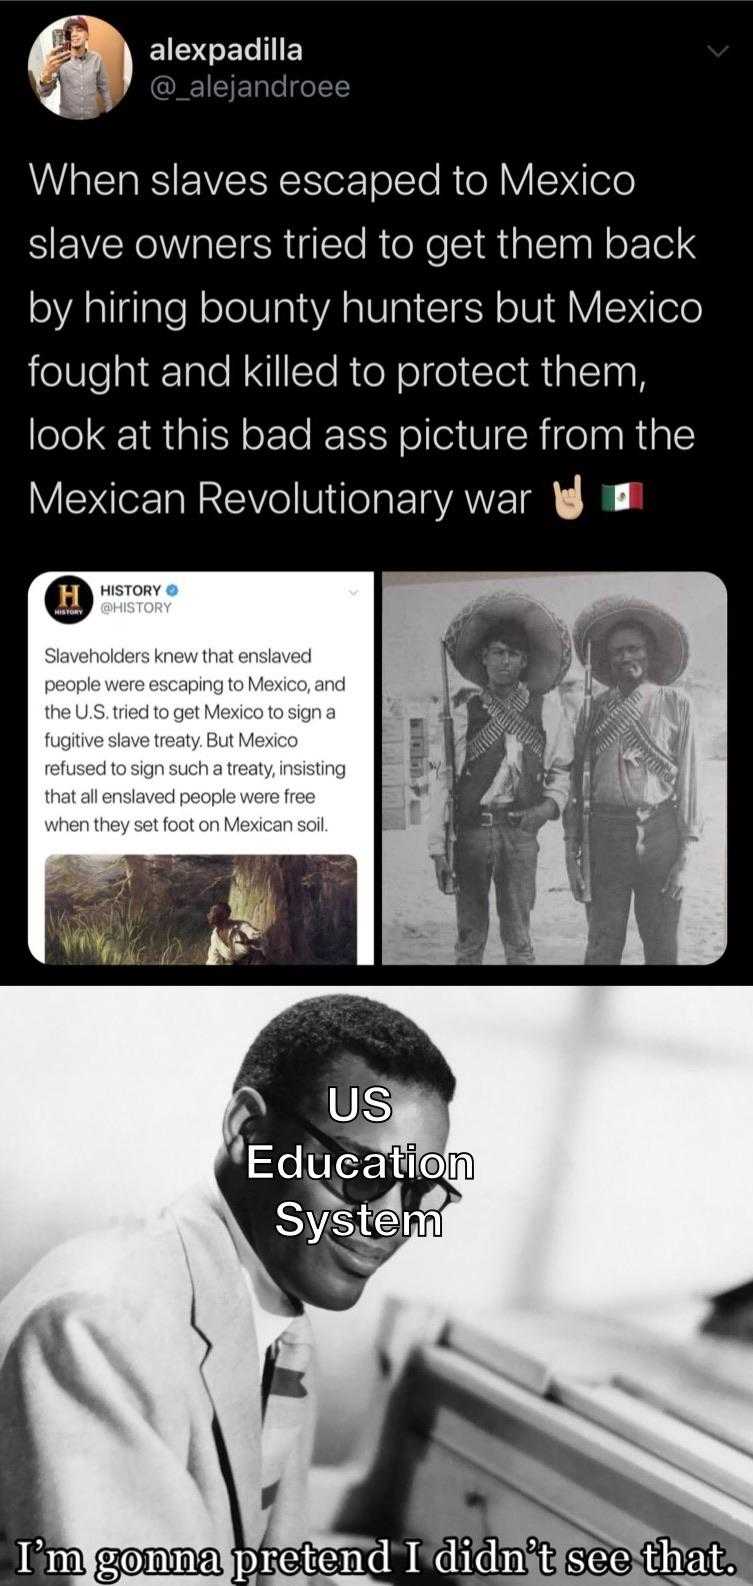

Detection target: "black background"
[9, 1, 747, 983]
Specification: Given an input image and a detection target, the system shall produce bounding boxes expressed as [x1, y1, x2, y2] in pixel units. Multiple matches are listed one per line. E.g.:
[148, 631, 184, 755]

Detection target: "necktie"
[259, 1320, 312, 1517]
[261, 1341, 278, 1418]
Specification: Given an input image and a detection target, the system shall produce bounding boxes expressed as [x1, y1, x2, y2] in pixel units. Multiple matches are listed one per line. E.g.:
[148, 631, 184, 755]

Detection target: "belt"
[462, 806, 526, 829]
[591, 798, 675, 823]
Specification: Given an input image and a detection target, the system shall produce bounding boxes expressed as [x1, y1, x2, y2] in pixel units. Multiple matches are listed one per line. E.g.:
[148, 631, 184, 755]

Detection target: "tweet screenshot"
[3, 5, 752, 1586]
[14, 0, 745, 982]
[28, 569, 372, 965]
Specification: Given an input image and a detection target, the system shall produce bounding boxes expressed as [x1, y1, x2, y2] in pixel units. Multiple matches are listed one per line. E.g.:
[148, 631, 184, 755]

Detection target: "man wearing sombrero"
[428, 591, 573, 965]
[564, 596, 702, 965]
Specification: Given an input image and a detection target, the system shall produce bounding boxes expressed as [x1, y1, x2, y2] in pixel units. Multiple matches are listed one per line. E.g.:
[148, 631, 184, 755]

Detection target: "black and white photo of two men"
[2, 986, 753, 1585]
[382, 572, 726, 971]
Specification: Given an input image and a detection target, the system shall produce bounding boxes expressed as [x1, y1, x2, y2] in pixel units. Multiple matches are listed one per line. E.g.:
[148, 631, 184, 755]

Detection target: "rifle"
[438, 639, 457, 894]
[581, 638, 593, 904]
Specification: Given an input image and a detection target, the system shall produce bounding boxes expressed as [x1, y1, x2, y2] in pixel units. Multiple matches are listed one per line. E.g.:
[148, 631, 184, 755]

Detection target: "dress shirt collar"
[209, 1176, 299, 1375]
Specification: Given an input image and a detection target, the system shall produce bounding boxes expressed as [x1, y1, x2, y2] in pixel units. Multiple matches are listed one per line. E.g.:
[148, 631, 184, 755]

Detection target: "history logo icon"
[44, 576, 94, 623]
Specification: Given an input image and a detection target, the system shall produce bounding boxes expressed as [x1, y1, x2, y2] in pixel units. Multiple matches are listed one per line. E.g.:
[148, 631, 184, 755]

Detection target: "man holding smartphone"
[38, 16, 112, 119]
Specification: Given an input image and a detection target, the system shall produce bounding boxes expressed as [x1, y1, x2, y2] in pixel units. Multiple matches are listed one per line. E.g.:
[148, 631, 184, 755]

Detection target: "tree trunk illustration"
[124, 854, 174, 914]
[229, 857, 356, 964]
[124, 855, 150, 909]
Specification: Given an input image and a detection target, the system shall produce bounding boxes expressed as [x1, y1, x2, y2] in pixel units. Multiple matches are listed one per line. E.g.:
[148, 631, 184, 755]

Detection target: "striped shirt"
[566, 681, 703, 841]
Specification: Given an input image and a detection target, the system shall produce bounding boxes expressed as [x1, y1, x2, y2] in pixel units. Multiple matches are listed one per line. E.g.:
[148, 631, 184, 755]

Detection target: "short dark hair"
[234, 993, 455, 1107]
[208, 902, 231, 927]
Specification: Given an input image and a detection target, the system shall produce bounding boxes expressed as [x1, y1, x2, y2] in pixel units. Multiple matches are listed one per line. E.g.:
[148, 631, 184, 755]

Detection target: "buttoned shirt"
[39, 48, 112, 119]
[567, 681, 702, 842]
[428, 685, 573, 855]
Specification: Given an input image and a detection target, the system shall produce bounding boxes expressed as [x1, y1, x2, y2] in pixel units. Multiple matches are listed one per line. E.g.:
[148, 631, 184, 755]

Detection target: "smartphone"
[51, 27, 65, 49]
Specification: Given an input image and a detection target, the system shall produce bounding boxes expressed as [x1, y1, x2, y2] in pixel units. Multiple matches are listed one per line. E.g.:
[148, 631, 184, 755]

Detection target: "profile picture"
[28, 15, 132, 118]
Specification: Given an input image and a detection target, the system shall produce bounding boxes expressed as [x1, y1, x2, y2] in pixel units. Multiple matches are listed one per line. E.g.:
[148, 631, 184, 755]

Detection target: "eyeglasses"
[269, 1101, 463, 1217]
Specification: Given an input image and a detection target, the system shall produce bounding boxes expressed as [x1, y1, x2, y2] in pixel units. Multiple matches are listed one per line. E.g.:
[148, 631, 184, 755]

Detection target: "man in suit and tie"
[0, 995, 457, 1577]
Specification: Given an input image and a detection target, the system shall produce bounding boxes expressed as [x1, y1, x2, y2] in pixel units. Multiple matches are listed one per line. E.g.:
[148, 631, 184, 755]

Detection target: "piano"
[313, 1302, 753, 1582]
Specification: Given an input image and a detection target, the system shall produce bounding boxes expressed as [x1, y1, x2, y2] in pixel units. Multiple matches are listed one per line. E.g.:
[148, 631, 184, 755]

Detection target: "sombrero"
[573, 595, 689, 687]
[444, 590, 571, 694]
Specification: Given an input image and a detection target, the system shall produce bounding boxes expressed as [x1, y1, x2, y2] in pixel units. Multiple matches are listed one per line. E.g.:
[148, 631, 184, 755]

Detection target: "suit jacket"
[0, 1186, 315, 1579]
